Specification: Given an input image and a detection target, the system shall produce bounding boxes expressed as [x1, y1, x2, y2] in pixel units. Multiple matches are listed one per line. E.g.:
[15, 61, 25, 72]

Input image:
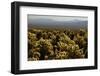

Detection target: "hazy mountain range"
[28, 18, 88, 30]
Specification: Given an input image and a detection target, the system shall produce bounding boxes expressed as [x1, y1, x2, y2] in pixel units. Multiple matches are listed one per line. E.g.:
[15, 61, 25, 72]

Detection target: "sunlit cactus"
[28, 28, 88, 61]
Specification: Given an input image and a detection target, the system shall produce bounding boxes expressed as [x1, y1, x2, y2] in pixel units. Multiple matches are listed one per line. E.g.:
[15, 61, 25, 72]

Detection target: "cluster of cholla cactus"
[28, 28, 87, 61]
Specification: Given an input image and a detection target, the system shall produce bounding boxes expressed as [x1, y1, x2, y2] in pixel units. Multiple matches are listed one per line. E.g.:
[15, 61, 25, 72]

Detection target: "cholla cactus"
[28, 28, 87, 60]
[57, 41, 68, 51]
[28, 51, 40, 61]
[56, 51, 69, 59]
[74, 49, 85, 58]
[32, 52, 40, 61]
[59, 33, 71, 43]
[28, 32, 37, 41]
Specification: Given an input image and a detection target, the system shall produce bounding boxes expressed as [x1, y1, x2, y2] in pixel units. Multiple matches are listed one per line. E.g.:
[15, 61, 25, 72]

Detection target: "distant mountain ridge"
[28, 18, 88, 30]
